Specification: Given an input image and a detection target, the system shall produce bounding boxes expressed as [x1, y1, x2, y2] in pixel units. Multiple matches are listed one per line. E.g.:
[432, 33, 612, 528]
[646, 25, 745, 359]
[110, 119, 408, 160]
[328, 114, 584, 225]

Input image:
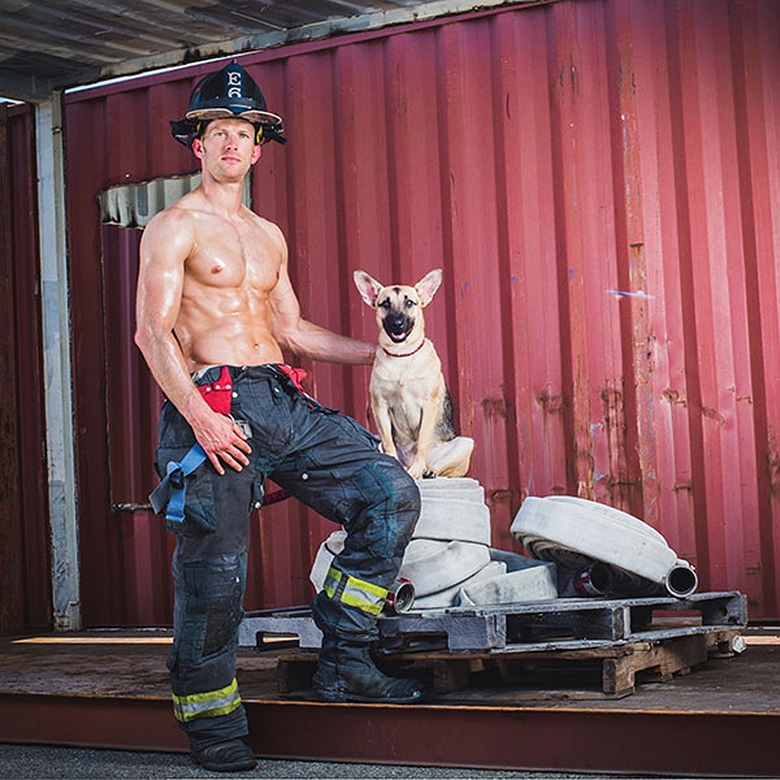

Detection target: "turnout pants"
[155, 364, 420, 749]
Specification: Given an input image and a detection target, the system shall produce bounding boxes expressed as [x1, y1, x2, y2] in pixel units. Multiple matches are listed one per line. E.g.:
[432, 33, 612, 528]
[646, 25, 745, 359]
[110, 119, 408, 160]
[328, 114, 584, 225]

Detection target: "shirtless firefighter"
[135, 62, 425, 773]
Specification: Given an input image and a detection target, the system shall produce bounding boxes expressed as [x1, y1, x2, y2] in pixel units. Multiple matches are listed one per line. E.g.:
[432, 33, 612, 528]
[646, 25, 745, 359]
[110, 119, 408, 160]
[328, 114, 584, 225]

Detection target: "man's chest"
[187, 221, 280, 290]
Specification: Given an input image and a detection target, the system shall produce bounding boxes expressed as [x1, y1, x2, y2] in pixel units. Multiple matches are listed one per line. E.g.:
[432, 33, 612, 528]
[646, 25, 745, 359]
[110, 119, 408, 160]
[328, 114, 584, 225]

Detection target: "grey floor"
[0, 743, 667, 780]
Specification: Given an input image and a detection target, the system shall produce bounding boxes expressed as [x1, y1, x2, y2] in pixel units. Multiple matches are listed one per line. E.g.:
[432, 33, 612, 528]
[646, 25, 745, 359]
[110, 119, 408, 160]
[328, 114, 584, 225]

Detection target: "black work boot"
[192, 738, 257, 773]
[313, 636, 427, 704]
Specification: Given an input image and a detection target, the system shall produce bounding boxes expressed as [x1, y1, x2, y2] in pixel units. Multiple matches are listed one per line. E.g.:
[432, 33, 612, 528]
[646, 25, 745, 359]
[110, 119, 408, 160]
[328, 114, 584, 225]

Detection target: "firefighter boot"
[192, 738, 257, 773]
[313, 634, 427, 704]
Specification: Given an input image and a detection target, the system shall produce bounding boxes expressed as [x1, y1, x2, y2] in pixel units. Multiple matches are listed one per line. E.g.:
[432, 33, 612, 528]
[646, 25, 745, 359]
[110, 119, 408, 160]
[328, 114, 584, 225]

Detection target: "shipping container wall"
[63, 0, 780, 626]
[1, 102, 51, 635]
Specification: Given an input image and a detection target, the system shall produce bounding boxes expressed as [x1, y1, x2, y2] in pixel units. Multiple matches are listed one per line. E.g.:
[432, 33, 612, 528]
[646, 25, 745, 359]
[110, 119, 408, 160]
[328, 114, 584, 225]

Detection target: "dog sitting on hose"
[354, 268, 474, 479]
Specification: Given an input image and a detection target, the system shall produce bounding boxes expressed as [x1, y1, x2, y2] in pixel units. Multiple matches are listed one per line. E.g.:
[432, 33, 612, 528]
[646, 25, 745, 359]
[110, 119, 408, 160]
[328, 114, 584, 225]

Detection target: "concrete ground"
[0, 744, 652, 780]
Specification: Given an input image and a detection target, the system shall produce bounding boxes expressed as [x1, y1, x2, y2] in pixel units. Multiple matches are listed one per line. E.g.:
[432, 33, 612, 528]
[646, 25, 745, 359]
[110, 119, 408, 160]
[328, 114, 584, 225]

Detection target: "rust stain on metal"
[766, 433, 780, 497]
[662, 388, 687, 407]
[700, 407, 727, 426]
[537, 386, 565, 414]
[481, 395, 509, 419]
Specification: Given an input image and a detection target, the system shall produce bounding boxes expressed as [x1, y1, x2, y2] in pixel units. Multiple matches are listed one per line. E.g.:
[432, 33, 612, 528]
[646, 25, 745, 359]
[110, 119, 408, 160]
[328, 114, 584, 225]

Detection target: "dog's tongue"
[389, 331, 408, 343]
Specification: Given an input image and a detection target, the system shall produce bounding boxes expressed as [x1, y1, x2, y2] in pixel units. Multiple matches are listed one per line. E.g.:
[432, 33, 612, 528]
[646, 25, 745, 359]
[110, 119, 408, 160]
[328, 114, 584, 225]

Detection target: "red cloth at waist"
[276, 364, 309, 395]
[197, 365, 233, 415]
[197, 364, 311, 415]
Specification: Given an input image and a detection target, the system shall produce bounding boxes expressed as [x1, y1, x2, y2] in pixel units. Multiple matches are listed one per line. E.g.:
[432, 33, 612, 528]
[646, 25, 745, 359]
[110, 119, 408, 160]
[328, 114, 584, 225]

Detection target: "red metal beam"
[1, 694, 188, 753]
[3, 693, 778, 777]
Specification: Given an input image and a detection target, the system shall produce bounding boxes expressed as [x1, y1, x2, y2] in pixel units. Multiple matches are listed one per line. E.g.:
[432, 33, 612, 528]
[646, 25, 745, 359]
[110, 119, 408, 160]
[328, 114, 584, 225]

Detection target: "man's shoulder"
[245, 208, 286, 246]
[143, 199, 204, 253]
[149, 195, 199, 227]
[140, 197, 201, 261]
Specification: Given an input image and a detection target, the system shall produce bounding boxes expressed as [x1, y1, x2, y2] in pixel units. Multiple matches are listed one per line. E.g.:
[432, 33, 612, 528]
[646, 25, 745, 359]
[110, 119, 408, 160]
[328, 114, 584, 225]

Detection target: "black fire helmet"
[170, 61, 286, 148]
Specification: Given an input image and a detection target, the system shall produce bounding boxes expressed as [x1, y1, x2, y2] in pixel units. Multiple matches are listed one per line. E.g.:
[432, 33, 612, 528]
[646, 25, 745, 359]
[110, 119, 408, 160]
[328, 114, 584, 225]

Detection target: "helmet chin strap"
[260, 124, 287, 145]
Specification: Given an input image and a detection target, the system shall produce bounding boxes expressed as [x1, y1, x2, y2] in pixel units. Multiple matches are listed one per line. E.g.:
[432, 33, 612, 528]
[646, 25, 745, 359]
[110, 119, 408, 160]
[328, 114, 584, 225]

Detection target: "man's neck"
[198, 167, 247, 208]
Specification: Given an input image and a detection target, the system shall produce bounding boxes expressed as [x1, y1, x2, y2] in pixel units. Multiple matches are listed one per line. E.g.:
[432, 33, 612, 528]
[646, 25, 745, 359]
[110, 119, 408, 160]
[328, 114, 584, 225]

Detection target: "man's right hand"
[193, 412, 252, 475]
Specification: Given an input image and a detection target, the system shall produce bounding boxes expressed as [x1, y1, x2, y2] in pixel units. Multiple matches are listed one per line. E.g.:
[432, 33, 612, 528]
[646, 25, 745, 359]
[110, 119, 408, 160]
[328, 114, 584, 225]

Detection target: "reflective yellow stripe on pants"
[323, 566, 388, 616]
[172, 677, 242, 723]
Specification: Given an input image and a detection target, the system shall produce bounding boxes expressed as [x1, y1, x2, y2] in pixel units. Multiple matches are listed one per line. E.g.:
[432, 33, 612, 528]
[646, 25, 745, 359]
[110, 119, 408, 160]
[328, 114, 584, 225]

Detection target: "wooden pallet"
[240, 591, 747, 654]
[243, 592, 748, 700]
[277, 627, 743, 699]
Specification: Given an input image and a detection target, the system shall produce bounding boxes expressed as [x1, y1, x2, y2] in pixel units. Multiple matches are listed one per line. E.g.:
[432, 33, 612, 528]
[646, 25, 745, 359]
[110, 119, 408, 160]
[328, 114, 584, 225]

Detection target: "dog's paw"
[407, 460, 428, 480]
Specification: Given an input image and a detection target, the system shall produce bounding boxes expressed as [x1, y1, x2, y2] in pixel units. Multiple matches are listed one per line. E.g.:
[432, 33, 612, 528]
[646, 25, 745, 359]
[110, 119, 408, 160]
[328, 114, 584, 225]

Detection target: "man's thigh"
[271, 408, 406, 527]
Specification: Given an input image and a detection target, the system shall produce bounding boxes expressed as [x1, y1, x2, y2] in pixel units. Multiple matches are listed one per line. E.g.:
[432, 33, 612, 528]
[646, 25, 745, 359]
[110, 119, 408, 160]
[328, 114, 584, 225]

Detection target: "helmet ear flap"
[170, 118, 200, 148]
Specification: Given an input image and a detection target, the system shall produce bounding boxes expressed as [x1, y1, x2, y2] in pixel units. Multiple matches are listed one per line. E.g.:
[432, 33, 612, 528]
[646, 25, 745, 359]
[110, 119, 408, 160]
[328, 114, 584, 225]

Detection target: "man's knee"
[346, 458, 420, 560]
[385, 461, 421, 537]
[172, 553, 247, 664]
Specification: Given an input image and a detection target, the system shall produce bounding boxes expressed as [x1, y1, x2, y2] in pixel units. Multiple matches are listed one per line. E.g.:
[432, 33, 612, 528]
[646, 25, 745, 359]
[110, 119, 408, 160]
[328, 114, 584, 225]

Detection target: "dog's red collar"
[383, 338, 427, 358]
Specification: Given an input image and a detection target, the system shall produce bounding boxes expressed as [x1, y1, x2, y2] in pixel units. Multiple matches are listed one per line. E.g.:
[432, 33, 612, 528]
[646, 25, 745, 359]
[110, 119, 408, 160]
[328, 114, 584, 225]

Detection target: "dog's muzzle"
[383, 313, 414, 342]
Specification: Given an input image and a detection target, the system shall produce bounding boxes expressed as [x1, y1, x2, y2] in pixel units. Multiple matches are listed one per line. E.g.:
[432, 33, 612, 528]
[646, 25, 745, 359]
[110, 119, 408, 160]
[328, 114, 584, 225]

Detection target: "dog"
[353, 268, 474, 479]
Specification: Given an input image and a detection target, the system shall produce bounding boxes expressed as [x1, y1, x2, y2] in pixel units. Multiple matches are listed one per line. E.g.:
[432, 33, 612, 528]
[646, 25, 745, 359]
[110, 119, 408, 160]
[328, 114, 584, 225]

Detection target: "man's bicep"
[137, 216, 188, 335]
[268, 259, 304, 336]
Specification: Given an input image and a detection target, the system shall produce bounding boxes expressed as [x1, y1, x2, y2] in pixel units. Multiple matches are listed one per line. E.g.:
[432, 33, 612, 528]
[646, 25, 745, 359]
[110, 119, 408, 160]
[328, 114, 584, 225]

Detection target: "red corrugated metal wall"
[63, 0, 780, 625]
[1, 102, 51, 635]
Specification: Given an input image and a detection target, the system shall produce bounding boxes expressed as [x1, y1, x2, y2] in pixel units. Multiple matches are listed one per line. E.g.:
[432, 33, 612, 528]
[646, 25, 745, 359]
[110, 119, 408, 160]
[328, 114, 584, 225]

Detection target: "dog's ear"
[353, 270, 384, 307]
[415, 269, 443, 307]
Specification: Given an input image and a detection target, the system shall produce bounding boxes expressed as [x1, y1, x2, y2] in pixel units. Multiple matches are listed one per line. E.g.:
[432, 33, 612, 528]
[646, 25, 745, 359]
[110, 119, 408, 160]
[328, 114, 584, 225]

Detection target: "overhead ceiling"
[0, 0, 528, 103]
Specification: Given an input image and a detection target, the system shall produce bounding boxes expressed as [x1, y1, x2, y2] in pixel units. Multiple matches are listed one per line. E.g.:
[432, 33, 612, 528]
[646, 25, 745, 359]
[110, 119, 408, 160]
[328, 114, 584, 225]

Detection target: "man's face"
[192, 118, 262, 179]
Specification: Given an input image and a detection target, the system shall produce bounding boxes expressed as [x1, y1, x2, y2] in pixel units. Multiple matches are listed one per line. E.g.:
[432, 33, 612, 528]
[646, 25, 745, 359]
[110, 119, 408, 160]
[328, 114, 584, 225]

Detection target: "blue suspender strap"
[148, 443, 208, 523]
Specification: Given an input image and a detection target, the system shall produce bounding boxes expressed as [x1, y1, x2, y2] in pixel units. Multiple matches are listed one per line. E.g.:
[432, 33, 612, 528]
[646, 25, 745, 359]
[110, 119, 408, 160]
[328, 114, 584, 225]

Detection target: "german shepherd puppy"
[354, 268, 474, 479]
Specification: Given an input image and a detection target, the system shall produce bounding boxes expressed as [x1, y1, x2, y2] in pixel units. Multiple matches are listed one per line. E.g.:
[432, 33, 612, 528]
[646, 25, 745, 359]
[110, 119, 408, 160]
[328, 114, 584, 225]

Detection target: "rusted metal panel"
[3, 693, 780, 777]
[0, 102, 51, 636]
[63, 0, 780, 626]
